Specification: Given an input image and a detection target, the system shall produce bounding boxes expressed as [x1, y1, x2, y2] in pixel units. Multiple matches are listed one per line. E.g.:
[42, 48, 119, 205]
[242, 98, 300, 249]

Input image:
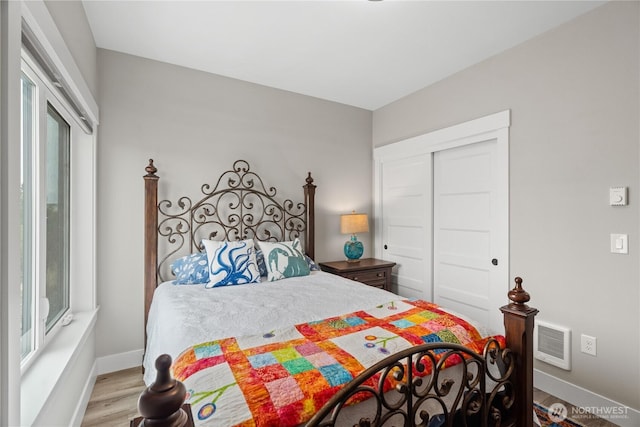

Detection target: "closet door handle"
[384, 244, 388, 250]
[491, 258, 498, 266]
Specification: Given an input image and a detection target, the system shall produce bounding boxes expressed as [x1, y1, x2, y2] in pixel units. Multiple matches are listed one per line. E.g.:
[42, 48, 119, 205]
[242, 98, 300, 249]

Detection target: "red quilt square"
[255, 363, 289, 382]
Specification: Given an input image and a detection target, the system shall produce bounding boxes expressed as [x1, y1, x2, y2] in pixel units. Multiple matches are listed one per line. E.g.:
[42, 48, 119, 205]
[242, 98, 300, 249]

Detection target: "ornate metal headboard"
[143, 159, 316, 347]
[153, 159, 315, 282]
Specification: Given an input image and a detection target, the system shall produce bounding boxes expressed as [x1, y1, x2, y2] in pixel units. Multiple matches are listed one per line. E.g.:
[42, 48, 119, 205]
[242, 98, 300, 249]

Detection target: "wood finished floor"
[81, 367, 145, 427]
[82, 367, 619, 426]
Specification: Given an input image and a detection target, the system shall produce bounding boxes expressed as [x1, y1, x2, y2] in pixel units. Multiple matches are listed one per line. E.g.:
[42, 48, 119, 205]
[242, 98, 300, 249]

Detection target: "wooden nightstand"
[319, 258, 395, 291]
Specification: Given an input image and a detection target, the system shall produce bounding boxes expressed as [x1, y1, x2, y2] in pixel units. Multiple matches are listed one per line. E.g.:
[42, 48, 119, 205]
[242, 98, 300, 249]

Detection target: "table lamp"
[340, 211, 369, 262]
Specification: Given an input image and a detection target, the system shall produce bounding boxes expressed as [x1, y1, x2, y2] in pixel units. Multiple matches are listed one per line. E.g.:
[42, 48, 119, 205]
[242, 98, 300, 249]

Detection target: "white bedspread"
[143, 271, 400, 385]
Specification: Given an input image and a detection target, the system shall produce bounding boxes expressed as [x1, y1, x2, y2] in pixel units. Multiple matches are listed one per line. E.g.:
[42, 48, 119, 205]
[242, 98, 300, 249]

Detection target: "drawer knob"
[377, 273, 383, 277]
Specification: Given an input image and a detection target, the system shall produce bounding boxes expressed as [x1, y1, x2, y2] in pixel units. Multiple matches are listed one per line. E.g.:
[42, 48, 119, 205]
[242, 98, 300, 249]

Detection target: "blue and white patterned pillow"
[170, 252, 209, 285]
[255, 248, 268, 277]
[258, 238, 310, 282]
[305, 254, 320, 271]
[202, 239, 261, 288]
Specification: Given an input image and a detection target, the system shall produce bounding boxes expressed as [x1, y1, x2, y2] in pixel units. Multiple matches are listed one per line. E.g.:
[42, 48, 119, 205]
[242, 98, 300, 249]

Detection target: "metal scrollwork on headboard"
[156, 160, 308, 282]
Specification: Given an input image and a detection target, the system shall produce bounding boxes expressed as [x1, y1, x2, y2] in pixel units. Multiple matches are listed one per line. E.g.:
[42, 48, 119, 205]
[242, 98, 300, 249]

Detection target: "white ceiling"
[83, 1, 605, 110]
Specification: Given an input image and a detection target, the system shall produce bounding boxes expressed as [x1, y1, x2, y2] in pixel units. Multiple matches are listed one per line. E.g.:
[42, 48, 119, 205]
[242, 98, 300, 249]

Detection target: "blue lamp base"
[344, 235, 364, 262]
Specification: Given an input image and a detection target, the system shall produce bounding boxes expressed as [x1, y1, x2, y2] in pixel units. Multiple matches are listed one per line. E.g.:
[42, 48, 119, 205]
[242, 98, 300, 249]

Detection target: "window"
[44, 104, 71, 331]
[20, 58, 74, 368]
[20, 74, 36, 360]
[11, 8, 99, 426]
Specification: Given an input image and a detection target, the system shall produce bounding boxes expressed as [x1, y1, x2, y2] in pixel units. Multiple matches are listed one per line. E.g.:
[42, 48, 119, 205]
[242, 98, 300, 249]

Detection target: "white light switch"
[610, 234, 628, 254]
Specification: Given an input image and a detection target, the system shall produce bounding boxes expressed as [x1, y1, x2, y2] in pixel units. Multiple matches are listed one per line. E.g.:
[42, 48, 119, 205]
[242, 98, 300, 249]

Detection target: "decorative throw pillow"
[202, 239, 261, 288]
[258, 238, 310, 282]
[170, 252, 209, 285]
[305, 254, 320, 271]
[255, 248, 268, 277]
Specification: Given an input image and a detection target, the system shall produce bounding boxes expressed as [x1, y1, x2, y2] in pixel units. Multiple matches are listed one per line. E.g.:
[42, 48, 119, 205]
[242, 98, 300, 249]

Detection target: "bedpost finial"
[508, 276, 530, 306]
[152, 354, 174, 392]
[138, 354, 188, 423]
[306, 172, 315, 186]
[145, 159, 158, 177]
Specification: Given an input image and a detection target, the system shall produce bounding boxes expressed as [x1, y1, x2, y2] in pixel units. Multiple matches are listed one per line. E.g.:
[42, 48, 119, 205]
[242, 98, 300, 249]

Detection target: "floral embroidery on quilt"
[172, 299, 504, 427]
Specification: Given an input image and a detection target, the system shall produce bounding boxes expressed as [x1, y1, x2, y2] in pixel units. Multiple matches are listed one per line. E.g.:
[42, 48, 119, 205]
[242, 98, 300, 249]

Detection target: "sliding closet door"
[433, 139, 508, 332]
[375, 110, 510, 331]
[374, 154, 431, 299]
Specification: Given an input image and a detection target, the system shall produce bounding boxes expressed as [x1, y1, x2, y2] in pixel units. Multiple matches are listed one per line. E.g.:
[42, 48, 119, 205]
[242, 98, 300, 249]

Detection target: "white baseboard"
[534, 369, 640, 426]
[96, 348, 144, 375]
[69, 360, 97, 427]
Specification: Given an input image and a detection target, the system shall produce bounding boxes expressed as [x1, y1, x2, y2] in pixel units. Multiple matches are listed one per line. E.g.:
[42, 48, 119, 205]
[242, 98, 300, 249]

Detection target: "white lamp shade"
[340, 213, 369, 234]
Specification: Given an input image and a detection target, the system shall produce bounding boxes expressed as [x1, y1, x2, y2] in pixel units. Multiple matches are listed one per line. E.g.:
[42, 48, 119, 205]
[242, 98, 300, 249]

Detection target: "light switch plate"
[610, 234, 628, 254]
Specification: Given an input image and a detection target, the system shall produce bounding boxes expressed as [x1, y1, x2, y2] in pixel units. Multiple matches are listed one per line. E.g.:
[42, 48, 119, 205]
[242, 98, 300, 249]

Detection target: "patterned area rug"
[534, 402, 585, 427]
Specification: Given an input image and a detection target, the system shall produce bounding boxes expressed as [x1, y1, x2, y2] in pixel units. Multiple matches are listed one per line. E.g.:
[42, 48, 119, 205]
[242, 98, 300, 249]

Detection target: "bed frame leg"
[500, 277, 539, 427]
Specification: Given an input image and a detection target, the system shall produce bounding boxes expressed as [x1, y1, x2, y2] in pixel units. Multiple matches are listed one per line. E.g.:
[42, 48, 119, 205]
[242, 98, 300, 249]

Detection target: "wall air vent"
[534, 320, 571, 370]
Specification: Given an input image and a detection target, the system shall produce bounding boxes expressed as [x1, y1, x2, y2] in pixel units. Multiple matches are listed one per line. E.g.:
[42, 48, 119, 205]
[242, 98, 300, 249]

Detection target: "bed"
[139, 159, 538, 427]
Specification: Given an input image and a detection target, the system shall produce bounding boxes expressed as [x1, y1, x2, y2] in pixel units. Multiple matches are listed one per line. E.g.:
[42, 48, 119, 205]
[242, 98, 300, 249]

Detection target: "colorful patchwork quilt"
[171, 299, 503, 426]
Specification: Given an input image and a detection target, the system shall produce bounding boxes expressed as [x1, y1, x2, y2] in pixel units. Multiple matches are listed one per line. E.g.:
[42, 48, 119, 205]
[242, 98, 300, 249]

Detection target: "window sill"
[20, 308, 99, 426]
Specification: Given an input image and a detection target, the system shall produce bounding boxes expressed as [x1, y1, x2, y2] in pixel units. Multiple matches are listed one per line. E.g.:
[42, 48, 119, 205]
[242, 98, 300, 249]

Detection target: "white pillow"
[258, 238, 310, 282]
[201, 239, 261, 288]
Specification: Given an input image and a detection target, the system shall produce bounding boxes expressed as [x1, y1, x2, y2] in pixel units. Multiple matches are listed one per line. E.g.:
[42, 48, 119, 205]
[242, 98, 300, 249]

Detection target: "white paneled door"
[376, 154, 431, 299]
[374, 110, 510, 333]
[433, 139, 508, 332]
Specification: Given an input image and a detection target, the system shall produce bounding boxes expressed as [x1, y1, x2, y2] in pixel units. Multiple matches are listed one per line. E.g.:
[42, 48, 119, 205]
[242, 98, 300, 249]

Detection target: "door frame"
[374, 109, 510, 302]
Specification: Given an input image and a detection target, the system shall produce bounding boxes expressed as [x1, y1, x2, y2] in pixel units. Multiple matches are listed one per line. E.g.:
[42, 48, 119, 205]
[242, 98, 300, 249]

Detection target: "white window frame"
[3, 2, 98, 424]
[19, 51, 88, 373]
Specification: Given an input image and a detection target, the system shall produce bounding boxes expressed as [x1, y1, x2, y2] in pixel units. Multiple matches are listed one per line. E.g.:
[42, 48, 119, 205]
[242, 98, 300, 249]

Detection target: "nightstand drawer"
[344, 269, 387, 286]
[319, 259, 396, 291]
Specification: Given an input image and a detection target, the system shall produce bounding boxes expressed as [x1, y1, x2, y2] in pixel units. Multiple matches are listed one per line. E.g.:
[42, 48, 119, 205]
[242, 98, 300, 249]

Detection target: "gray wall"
[373, 1, 639, 410]
[45, 0, 97, 99]
[96, 49, 373, 357]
